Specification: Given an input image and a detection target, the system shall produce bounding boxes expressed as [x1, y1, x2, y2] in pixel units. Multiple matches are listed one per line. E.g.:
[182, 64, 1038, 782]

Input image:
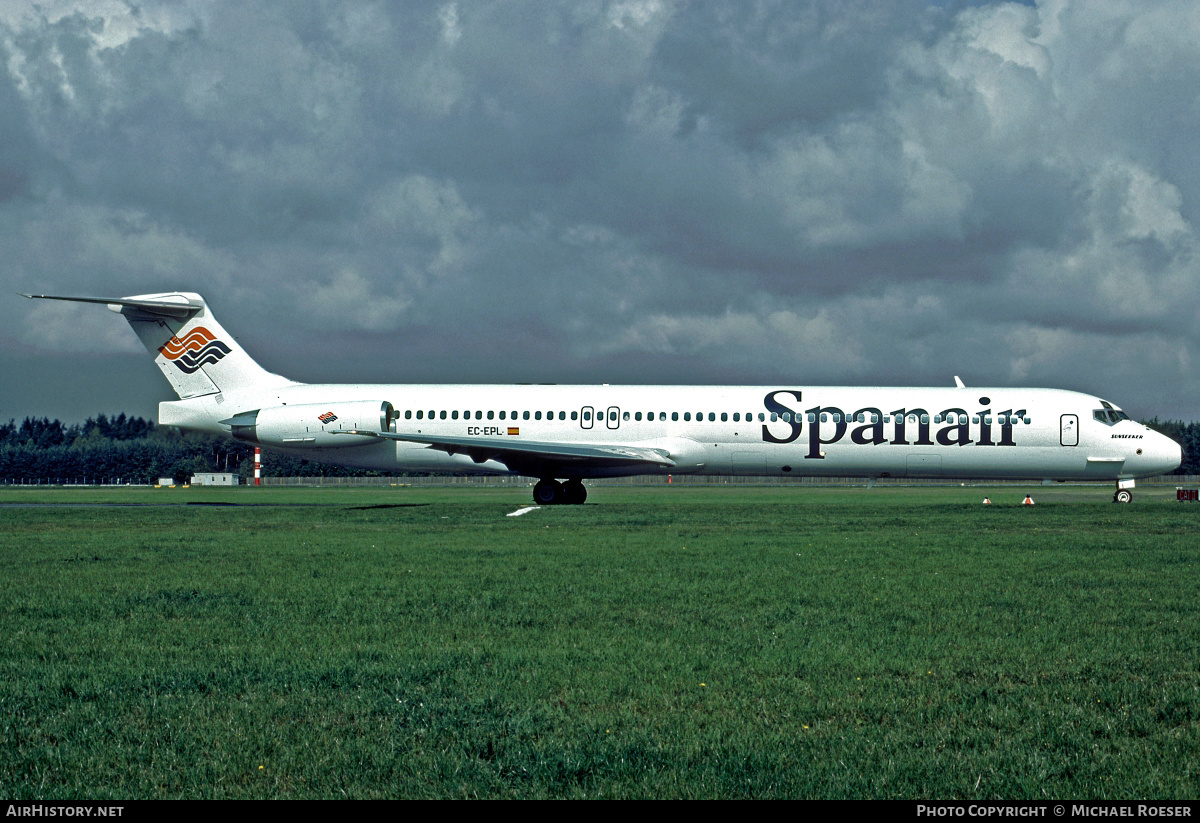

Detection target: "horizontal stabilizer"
[22, 291, 296, 398]
[21, 293, 204, 318]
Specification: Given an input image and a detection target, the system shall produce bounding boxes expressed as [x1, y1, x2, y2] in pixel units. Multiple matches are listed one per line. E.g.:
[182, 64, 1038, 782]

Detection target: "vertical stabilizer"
[22, 292, 296, 398]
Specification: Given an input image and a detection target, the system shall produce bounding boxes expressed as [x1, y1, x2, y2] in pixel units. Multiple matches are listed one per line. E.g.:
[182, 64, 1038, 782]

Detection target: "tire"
[1114, 489, 1133, 504]
[533, 479, 563, 505]
[562, 480, 587, 505]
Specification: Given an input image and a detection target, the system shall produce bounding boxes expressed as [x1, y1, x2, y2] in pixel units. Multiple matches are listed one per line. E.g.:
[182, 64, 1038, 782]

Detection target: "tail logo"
[158, 327, 231, 374]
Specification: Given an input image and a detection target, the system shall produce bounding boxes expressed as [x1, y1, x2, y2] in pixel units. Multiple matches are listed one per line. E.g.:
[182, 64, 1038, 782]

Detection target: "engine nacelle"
[223, 400, 394, 448]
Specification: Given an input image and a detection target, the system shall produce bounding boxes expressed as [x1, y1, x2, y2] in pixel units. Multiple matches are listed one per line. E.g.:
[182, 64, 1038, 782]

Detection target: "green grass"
[1, 484, 1197, 798]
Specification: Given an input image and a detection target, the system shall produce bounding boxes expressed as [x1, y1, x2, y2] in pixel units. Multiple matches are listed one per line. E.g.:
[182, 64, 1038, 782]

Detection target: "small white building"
[190, 472, 240, 486]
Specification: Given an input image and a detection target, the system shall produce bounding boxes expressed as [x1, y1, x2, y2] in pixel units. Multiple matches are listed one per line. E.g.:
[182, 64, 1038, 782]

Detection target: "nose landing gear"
[1113, 479, 1134, 503]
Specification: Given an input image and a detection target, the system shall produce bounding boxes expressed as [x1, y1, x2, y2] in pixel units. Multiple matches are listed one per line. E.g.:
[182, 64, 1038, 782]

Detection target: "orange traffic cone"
[1022, 494, 1035, 505]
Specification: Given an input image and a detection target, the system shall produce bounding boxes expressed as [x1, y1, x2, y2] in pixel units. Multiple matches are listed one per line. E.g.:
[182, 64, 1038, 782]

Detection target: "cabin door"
[1060, 414, 1078, 447]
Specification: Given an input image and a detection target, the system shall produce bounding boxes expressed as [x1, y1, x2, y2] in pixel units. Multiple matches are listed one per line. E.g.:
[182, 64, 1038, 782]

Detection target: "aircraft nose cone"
[1167, 437, 1183, 473]
[1152, 433, 1183, 475]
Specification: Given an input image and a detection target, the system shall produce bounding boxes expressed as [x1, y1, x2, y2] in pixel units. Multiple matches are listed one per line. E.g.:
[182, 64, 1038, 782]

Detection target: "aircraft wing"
[332, 430, 676, 473]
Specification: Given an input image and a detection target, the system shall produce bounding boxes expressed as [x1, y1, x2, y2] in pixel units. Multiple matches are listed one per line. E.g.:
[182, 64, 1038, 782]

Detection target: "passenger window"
[571, 411, 578, 421]
[452, 410, 459, 420]
[635, 412, 642, 421]
[684, 412, 691, 421]
[708, 413, 715, 422]
[623, 411, 630, 421]
[416, 410, 423, 420]
[487, 410, 494, 420]
[405, 410, 412, 419]
[523, 411, 530, 420]
[732, 413, 739, 422]
[499, 411, 506, 420]
[672, 412, 679, 421]
[535, 411, 542, 420]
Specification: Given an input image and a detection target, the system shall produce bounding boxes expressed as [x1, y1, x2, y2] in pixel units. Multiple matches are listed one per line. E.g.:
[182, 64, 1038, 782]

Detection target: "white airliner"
[23, 291, 1182, 504]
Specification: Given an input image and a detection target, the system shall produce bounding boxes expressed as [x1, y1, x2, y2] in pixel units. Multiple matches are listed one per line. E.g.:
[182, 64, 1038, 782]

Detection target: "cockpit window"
[1093, 406, 1131, 426]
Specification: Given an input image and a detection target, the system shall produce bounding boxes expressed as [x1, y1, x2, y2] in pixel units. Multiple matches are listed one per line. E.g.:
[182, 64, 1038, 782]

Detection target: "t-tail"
[21, 292, 295, 397]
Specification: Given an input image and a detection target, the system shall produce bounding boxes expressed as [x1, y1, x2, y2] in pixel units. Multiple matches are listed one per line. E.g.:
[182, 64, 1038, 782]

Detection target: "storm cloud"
[2, 0, 1198, 422]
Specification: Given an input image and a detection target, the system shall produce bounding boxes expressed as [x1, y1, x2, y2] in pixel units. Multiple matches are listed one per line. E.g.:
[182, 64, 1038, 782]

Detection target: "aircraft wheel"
[562, 480, 587, 505]
[533, 479, 563, 505]
[1114, 489, 1133, 504]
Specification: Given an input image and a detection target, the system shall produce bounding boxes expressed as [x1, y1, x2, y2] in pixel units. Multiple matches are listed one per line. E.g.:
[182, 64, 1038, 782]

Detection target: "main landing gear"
[532, 478, 587, 505]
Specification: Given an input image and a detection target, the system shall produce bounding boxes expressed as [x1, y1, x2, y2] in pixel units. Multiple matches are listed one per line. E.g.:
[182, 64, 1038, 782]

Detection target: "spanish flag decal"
[508, 427, 519, 436]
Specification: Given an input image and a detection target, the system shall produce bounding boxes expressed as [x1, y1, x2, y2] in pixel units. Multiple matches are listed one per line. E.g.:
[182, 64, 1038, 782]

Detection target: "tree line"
[1, 414, 1198, 484]
[0, 415, 390, 484]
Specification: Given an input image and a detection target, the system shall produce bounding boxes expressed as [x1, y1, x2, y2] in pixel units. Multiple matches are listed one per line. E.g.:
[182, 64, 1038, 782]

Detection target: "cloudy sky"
[2, 0, 1198, 423]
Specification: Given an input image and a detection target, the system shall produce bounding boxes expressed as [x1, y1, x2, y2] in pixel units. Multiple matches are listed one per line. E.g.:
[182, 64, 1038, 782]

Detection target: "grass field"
[1, 484, 1197, 799]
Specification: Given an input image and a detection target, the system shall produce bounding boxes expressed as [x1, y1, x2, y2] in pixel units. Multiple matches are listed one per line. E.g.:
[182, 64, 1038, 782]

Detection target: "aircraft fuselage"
[161, 383, 1180, 483]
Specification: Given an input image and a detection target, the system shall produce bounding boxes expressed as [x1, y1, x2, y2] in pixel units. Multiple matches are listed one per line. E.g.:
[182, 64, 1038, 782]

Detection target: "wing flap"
[332, 430, 676, 469]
